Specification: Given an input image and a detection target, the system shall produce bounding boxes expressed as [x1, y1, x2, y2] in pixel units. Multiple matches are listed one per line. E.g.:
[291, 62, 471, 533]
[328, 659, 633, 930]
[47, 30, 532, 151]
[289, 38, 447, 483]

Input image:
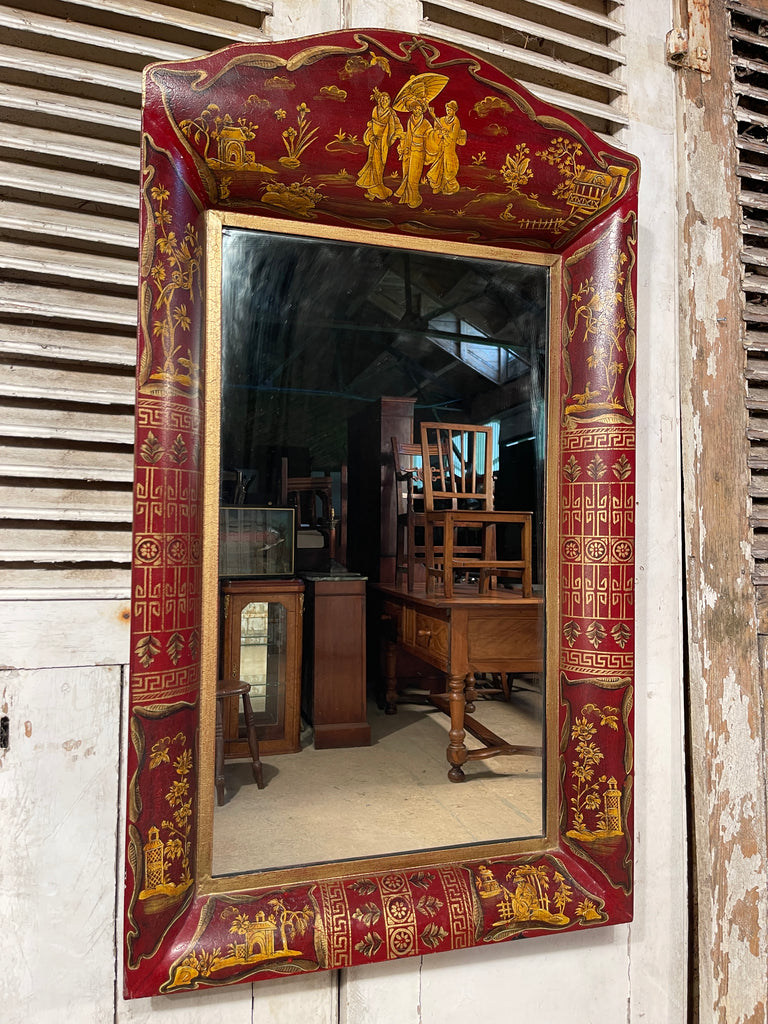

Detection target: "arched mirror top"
[126, 29, 638, 999]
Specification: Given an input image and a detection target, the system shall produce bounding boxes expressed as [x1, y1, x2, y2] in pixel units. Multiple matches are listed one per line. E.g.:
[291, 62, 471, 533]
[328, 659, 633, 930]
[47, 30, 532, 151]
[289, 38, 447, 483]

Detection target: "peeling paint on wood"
[675, 2, 768, 1021]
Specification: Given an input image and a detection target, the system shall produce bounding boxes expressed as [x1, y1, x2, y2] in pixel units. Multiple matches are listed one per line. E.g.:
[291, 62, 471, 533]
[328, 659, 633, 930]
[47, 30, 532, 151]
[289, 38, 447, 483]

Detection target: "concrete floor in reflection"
[212, 682, 544, 877]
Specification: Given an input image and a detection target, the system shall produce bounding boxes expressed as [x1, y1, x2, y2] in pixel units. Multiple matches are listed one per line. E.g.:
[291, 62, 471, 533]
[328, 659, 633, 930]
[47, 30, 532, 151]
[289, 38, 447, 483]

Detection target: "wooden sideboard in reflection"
[374, 582, 544, 782]
[220, 579, 304, 757]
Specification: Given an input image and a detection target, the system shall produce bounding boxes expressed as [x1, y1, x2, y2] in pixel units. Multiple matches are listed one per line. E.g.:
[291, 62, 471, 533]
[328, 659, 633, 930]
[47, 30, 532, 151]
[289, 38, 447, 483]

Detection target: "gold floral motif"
[145, 185, 202, 392]
[167, 631, 185, 665]
[565, 250, 631, 419]
[353, 903, 382, 926]
[420, 922, 448, 948]
[611, 622, 631, 649]
[140, 431, 164, 464]
[563, 454, 581, 482]
[563, 621, 581, 647]
[138, 733, 194, 902]
[355, 931, 383, 957]
[501, 143, 533, 194]
[613, 454, 632, 480]
[585, 621, 607, 649]
[415, 894, 443, 916]
[135, 633, 161, 667]
[169, 433, 188, 465]
[348, 878, 377, 895]
[279, 102, 319, 167]
[566, 705, 624, 842]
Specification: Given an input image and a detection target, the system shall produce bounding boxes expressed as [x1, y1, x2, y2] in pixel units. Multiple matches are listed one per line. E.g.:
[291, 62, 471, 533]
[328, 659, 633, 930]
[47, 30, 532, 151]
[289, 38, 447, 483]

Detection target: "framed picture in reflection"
[218, 506, 295, 577]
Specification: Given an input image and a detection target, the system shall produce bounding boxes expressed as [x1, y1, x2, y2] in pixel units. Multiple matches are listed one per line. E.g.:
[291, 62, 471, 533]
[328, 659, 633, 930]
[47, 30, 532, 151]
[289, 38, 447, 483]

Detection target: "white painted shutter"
[0, 0, 272, 598]
[0, 0, 623, 599]
[419, 0, 627, 136]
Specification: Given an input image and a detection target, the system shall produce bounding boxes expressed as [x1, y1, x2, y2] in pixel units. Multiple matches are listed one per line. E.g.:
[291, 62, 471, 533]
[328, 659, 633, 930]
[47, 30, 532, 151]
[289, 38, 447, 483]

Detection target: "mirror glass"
[210, 221, 551, 877]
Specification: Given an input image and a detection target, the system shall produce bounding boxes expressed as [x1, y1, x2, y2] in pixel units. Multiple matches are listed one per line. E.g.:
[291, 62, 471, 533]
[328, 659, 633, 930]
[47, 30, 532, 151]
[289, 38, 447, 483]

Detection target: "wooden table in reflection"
[374, 582, 544, 782]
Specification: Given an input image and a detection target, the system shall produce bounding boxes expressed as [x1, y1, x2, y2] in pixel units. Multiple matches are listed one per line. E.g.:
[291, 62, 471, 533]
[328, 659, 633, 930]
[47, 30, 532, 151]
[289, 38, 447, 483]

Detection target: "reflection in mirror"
[210, 221, 552, 876]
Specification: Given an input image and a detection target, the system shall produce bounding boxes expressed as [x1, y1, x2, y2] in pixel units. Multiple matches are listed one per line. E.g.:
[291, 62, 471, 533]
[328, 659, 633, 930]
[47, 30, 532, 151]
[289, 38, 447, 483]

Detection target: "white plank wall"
[0, 1, 693, 1022]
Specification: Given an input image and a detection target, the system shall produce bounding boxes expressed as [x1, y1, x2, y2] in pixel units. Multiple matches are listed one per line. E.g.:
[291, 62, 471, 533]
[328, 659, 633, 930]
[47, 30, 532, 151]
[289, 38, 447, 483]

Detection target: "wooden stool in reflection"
[215, 679, 264, 805]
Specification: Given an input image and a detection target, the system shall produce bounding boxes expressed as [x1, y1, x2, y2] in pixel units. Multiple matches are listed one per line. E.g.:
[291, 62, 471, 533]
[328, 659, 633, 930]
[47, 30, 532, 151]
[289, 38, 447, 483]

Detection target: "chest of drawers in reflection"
[220, 579, 304, 756]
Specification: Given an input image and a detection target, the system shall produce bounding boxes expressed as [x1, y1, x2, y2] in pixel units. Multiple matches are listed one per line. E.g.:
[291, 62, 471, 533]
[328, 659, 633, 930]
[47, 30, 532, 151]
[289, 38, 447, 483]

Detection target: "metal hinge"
[666, 0, 711, 73]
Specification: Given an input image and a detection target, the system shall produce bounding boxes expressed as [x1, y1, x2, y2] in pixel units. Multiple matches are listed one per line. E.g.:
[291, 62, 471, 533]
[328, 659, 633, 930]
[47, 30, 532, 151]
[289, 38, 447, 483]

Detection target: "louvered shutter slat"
[0, 445, 134, 482]
[59, 0, 271, 42]
[0, 202, 139, 250]
[0, 486, 133, 523]
[0, 6, 201, 62]
[0, 364, 135, 405]
[0, 325, 135, 366]
[0, 43, 143, 92]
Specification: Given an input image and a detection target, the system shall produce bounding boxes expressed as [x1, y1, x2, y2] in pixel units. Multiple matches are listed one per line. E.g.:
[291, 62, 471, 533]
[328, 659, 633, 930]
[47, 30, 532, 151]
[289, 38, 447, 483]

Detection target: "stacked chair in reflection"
[392, 423, 532, 600]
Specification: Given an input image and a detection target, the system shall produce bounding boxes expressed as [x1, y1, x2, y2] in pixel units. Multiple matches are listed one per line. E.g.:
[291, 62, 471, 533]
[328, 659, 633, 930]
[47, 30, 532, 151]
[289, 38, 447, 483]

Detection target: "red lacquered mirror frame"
[125, 29, 638, 998]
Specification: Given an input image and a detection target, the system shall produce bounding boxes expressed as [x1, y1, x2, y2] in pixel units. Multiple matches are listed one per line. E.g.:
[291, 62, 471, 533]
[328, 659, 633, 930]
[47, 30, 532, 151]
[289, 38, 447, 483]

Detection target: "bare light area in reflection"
[214, 687, 543, 875]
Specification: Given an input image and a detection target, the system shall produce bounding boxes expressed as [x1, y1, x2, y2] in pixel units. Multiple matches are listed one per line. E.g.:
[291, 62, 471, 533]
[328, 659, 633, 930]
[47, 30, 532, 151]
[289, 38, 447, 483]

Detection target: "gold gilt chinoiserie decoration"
[472, 858, 606, 938]
[169, 898, 316, 989]
[138, 184, 202, 396]
[138, 732, 194, 904]
[565, 704, 624, 842]
[154, 47, 632, 237]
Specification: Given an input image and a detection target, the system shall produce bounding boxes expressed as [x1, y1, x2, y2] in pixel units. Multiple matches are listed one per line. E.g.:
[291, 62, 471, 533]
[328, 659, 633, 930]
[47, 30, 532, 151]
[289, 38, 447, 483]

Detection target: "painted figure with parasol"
[391, 73, 449, 209]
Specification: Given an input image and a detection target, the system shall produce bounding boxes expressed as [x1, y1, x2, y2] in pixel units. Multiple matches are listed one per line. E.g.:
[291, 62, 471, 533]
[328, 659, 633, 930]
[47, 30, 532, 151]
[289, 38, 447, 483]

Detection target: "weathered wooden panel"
[0, 121, 139, 169]
[0, 282, 138, 325]
[0, 81, 141, 131]
[676, 2, 768, 1021]
[62, 0, 271, 39]
[0, 202, 139, 249]
[0, 242, 137, 287]
[0, 599, 131, 665]
[0, 160, 139, 207]
[0, 567, 132, 598]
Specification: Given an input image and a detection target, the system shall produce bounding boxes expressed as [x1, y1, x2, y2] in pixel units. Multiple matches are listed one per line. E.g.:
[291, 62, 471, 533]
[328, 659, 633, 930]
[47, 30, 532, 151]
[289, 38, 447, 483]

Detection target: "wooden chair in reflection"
[392, 436, 484, 591]
[391, 437, 431, 591]
[284, 461, 348, 567]
[420, 421, 533, 599]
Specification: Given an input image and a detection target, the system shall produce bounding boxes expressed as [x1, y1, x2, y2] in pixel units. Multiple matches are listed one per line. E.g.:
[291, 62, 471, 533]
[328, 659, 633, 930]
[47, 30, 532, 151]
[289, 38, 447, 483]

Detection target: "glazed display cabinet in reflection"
[220, 579, 304, 756]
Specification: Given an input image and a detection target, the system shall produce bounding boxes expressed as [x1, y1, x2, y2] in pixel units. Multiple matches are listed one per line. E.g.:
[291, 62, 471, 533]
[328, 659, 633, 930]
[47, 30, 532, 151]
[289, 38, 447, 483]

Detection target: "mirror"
[125, 29, 639, 998]
[207, 219, 552, 875]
